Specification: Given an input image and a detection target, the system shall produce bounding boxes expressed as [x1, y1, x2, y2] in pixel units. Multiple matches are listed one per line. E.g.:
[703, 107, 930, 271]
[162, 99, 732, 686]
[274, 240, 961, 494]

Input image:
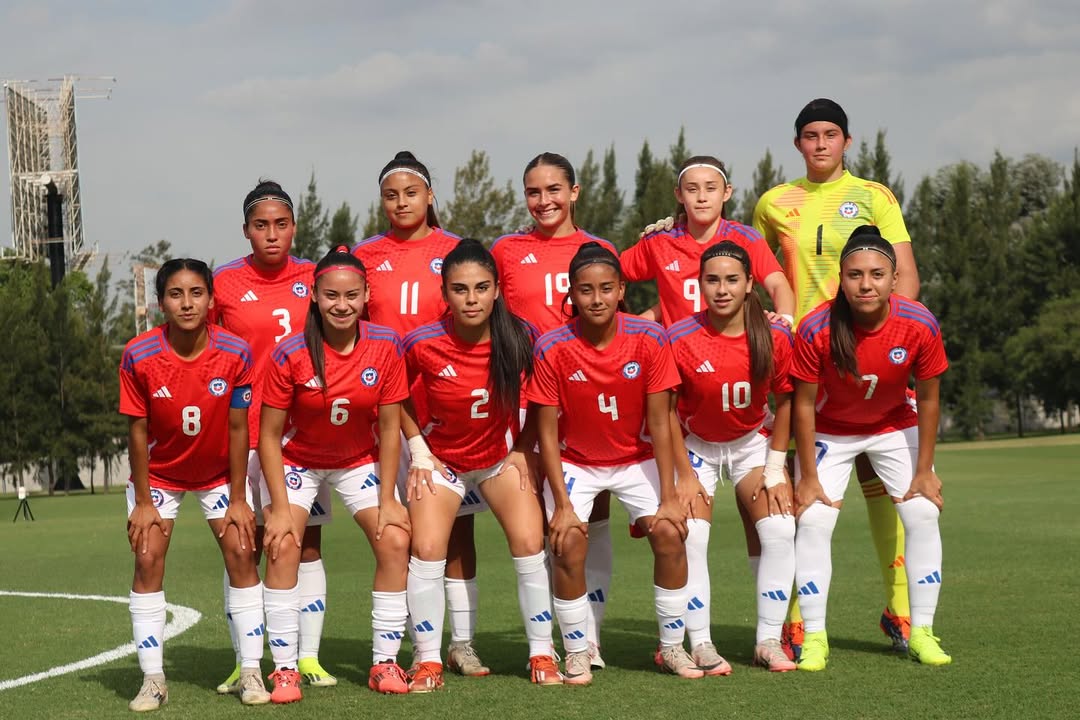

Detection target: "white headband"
[677, 163, 729, 186]
[379, 167, 430, 187]
[244, 195, 293, 215]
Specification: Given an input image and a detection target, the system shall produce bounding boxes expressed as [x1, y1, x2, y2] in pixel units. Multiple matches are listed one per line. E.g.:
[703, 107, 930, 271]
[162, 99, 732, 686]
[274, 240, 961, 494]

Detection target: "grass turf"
[0, 436, 1076, 719]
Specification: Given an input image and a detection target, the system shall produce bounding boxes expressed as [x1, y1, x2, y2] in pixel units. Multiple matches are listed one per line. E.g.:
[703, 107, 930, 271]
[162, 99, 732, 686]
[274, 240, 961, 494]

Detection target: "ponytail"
[744, 291, 775, 385]
[305, 245, 367, 390]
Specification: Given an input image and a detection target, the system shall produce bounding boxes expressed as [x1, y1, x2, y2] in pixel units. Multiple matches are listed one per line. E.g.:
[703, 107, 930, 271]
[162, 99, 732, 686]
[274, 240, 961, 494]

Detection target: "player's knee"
[647, 520, 685, 557]
[375, 526, 411, 565]
[895, 496, 939, 532]
[797, 502, 840, 536]
[410, 533, 448, 563]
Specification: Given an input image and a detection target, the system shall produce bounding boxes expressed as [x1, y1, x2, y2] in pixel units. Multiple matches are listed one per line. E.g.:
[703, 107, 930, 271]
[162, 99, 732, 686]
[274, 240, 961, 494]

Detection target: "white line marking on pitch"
[0, 590, 202, 692]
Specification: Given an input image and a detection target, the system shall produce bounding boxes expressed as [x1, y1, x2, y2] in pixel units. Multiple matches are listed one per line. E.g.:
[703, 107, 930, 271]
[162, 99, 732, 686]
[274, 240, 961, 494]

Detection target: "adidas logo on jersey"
[568, 369, 587, 382]
[785, 208, 801, 218]
[152, 386, 172, 398]
[520, 253, 538, 264]
[240, 290, 259, 302]
[664, 259, 681, 272]
[375, 260, 393, 272]
[695, 360, 716, 373]
[438, 365, 458, 377]
[304, 376, 322, 389]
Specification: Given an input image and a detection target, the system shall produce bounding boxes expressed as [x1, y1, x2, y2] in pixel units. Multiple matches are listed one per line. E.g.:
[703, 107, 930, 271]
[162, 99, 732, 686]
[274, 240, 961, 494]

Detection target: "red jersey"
[792, 296, 948, 436]
[352, 227, 461, 336]
[211, 255, 315, 447]
[119, 325, 255, 491]
[491, 229, 619, 334]
[622, 220, 784, 326]
[262, 322, 409, 468]
[403, 317, 540, 471]
[527, 313, 681, 467]
[668, 312, 794, 442]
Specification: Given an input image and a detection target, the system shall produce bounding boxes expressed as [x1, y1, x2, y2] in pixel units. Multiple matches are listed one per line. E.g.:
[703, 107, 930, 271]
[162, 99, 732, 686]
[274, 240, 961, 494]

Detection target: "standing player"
[667, 242, 797, 673]
[491, 152, 620, 667]
[353, 151, 490, 677]
[528, 242, 701, 685]
[791, 228, 950, 671]
[212, 180, 336, 691]
[753, 99, 921, 656]
[259, 247, 413, 703]
[400, 239, 561, 692]
[121, 259, 271, 710]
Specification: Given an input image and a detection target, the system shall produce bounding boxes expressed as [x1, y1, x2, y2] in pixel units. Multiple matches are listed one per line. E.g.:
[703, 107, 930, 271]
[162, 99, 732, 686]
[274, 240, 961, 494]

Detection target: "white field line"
[0, 590, 202, 692]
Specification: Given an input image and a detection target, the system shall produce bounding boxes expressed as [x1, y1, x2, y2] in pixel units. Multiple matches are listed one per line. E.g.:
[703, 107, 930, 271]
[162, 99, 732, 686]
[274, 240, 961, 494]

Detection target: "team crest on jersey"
[622, 361, 641, 380]
[208, 377, 229, 396]
[292, 282, 309, 298]
[361, 367, 379, 386]
[149, 488, 165, 508]
[285, 471, 303, 490]
[888, 346, 909, 365]
[838, 201, 859, 219]
[429, 257, 444, 275]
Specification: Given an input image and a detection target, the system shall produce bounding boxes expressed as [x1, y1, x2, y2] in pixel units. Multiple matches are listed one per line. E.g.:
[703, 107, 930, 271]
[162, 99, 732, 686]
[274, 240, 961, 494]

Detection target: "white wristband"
[779, 313, 794, 327]
[408, 435, 434, 471]
[763, 448, 787, 489]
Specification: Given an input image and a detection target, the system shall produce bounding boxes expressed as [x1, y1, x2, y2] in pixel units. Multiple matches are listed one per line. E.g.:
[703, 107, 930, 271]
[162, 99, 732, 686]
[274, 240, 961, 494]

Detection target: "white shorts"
[126, 480, 250, 521]
[543, 459, 662, 524]
[795, 426, 922, 503]
[684, 428, 769, 495]
[249, 450, 331, 526]
[395, 433, 490, 517]
[259, 462, 397, 517]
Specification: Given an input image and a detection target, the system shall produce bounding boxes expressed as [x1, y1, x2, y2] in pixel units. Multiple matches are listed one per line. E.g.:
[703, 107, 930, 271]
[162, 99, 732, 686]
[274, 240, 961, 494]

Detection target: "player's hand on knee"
[376, 499, 411, 540]
[548, 505, 587, 557]
[263, 509, 299, 561]
[128, 504, 168, 554]
[904, 469, 943, 511]
[649, 498, 689, 540]
[794, 474, 832, 518]
[674, 471, 707, 519]
[220, 502, 256, 551]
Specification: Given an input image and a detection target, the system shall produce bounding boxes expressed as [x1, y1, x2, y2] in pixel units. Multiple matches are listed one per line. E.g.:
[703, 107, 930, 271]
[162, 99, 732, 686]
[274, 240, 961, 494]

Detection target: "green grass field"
[1, 436, 1077, 719]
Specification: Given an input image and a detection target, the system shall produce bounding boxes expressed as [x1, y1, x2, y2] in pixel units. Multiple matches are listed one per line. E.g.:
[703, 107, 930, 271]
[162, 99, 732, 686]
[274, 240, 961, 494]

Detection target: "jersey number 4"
[598, 393, 619, 421]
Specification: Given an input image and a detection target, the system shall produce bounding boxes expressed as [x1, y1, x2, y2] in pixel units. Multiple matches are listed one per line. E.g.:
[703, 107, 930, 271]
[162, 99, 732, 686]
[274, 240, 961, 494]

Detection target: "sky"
[2, 0, 1078, 274]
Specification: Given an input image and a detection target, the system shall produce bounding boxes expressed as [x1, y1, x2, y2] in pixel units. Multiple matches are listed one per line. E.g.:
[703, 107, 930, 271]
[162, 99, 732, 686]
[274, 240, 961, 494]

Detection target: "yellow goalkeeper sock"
[860, 478, 909, 618]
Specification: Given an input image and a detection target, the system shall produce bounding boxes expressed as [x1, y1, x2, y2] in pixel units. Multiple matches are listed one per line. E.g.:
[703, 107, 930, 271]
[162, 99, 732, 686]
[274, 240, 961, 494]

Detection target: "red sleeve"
[646, 334, 681, 394]
[771, 326, 794, 394]
[620, 240, 654, 282]
[380, 342, 410, 404]
[745, 237, 784, 284]
[792, 327, 825, 384]
[914, 327, 948, 380]
[526, 346, 561, 406]
[261, 353, 296, 410]
[118, 359, 147, 418]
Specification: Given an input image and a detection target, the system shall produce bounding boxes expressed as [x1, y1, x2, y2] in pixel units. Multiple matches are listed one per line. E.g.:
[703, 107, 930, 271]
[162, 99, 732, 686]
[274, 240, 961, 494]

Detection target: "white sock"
[224, 570, 240, 665]
[371, 590, 408, 664]
[794, 503, 840, 634]
[584, 519, 612, 647]
[228, 583, 265, 669]
[552, 594, 589, 654]
[513, 551, 555, 657]
[407, 557, 446, 663]
[683, 518, 712, 648]
[755, 515, 796, 643]
[130, 590, 166, 676]
[655, 584, 689, 647]
[444, 577, 478, 644]
[895, 497, 943, 627]
[264, 584, 299, 669]
[748, 555, 761, 579]
[297, 559, 327, 661]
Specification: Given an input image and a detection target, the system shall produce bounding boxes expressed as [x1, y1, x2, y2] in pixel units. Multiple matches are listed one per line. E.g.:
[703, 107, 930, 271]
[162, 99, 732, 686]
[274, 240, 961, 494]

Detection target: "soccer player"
[791, 227, 950, 671]
[121, 259, 271, 710]
[211, 180, 336, 691]
[528, 242, 701, 685]
[258, 247, 412, 702]
[667, 242, 797, 673]
[623, 155, 795, 327]
[400, 239, 561, 692]
[491, 152, 620, 668]
[353, 151, 490, 677]
[753, 99, 920, 656]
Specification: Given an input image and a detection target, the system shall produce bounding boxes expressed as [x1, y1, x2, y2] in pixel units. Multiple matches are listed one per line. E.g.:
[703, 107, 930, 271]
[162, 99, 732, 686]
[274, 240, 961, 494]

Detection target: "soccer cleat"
[268, 668, 303, 704]
[529, 655, 563, 685]
[909, 626, 952, 666]
[447, 641, 491, 677]
[691, 642, 732, 677]
[239, 668, 271, 705]
[368, 660, 409, 694]
[797, 631, 829, 672]
[408, 662, 444, 693]
[657, 644, 705, 679]
[215, 664, 241, 695]
[298, 657, 337, 687]
[588, 641, 606, 670]
[880, 608, 911, 653]
[753, 638, 797, 672]
[563, 650, 593, 686]
[781, 621, 804, 662]
[128, 674, 168, 712]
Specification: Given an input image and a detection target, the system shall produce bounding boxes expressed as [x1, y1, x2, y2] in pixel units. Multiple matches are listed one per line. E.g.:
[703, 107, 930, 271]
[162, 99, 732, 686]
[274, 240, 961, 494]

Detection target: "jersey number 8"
[181, 406, 201, 436]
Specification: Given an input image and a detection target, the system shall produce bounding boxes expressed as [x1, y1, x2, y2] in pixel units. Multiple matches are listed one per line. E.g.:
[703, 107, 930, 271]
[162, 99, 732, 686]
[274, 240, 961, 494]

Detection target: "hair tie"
[677, 163, 729, 186]
[314, 264, 367, 281]
[379, 167, 430, 187]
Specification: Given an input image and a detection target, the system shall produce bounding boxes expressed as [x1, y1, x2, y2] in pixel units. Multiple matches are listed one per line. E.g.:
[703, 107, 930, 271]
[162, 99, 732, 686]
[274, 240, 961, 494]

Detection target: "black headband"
[795, 101, 849, 137]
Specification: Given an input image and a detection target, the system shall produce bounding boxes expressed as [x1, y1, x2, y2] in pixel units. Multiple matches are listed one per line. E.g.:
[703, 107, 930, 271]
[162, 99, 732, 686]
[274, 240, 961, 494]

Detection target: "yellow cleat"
[909, 626, 952, 666]
[797, 631, 829, 672]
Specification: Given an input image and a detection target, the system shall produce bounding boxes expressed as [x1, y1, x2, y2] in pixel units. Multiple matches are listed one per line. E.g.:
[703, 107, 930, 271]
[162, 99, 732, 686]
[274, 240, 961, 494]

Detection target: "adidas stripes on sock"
[371, 590, 408, 664]
[130, 590, 166, 676]
[584, 519, 612, 647]
[755, 514, 796, 643]
[895, 497, 943, 627]
[655, 584, 690, 648]
[297, 559, 327, 661]
[683, 518, 712, 648]
[228, 583, 265, 669]
[553, 594, 589, 654]
[794, 503, 840, 634]
[514, 551, 555, 657]
[264, 584, 300, 670]
[407, 557, 446, 663]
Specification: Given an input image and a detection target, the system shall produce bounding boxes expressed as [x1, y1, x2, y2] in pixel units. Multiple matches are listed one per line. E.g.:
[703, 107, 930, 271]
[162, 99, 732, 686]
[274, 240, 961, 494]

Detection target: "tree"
[327, 201, 358, 250]
[1005, 292, 1080, 429]
[574, 145, 623, 240]
[618, 139, 677, 313]
[360, 201, 390, 239]
[851, 129, 905, 205]
[442, 150, 526, 241]
[293, 171, 329, 260]
[668, 127, 691, 173]
[736, 149, 785, 225]
[111, 240, 172, 346]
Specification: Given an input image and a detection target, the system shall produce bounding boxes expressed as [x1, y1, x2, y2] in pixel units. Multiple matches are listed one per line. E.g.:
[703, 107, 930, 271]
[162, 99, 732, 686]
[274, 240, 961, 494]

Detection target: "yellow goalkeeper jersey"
[753, 170, 910, 323]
